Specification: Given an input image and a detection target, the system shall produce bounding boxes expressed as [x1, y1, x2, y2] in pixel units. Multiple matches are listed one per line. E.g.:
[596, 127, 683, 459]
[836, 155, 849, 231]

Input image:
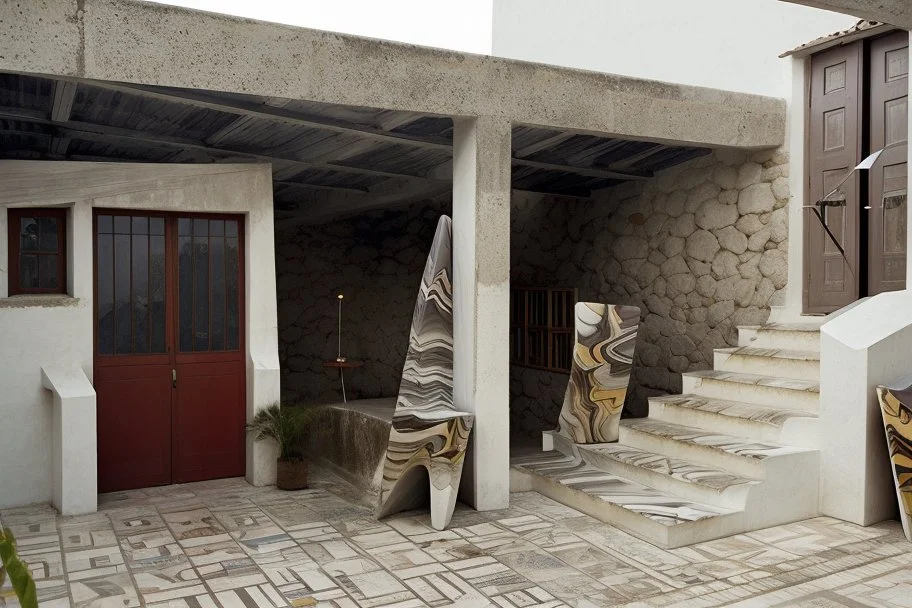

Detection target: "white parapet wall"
[819, 290, 912, 525]
[41, 366, 97, 515]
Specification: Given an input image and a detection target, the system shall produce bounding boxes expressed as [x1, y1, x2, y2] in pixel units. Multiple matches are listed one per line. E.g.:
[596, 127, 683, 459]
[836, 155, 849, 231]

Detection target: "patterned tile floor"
[1, 469, 910, 608]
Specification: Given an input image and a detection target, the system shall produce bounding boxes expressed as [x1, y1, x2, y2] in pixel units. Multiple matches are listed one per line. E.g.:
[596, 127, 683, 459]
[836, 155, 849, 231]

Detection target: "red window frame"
[7, 207, 68, 295]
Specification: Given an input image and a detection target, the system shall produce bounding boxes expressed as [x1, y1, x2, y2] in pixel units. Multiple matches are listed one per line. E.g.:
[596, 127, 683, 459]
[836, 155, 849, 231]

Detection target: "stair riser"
[682, 376, 819, 412]
[618, 425, 765, 478]
[747, 331, 820, 351]
[509, 467, 673, 547]
[714, 353, 820, 382]
[649, 401, 820, 449]
[578, 446, 752, 510]
[649, 401, 784, 443]
[737, 327, 759, 347]
[741, 451, 820, 526]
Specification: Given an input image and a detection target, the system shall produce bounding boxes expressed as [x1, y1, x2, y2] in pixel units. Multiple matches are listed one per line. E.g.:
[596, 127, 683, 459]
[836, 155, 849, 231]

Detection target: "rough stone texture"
[276, 150, 790, 442]
[276, 201, 450, 405]
[510, 150, 788, 438]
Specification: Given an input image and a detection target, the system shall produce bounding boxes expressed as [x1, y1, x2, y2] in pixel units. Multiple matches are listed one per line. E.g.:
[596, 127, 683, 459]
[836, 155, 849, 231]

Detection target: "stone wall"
[276, 201, 449, 405]
[510, 148, 790, 438]
[275, 148, 789, 439]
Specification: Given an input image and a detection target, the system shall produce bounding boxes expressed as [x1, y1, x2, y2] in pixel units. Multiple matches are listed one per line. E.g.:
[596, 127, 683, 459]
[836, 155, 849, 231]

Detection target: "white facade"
[0, 162, 280, 511]
[492, 0, 857, 98]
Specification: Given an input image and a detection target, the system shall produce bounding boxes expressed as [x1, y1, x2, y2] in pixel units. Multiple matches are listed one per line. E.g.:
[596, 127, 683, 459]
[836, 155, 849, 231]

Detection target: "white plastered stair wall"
[511, 322, 823, 549]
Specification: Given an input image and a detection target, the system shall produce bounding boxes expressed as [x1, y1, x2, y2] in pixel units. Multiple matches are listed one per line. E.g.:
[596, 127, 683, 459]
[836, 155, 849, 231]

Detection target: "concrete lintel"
[0, 0, 785, 149]
[781, 0, 912, 29]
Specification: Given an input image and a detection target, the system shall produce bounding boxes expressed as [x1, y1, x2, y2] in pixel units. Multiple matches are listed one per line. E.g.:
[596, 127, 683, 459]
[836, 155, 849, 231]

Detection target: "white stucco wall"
[491, 0, 857, 98]
[0, 161, 280, 509]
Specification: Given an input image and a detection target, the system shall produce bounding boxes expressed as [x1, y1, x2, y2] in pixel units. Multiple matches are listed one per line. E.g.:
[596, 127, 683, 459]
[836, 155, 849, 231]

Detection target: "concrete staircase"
[511, 322, 822, 548]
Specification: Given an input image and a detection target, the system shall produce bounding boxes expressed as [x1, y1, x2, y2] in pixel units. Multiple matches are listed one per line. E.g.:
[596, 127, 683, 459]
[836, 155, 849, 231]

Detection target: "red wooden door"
[805, 42, 863, 314]
[868, 32, 909, 295]
[95, 212, 245, 493]
[172, 217, 246, 484]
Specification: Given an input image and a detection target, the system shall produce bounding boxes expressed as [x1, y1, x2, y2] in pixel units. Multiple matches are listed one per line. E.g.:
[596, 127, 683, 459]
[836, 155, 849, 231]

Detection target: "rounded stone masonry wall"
[276, 201, 450, 405]
[510, 148, 789, 438]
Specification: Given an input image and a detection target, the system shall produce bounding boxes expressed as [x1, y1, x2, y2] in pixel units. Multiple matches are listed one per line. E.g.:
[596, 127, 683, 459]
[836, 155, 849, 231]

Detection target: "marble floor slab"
[0, 469, 909, 607]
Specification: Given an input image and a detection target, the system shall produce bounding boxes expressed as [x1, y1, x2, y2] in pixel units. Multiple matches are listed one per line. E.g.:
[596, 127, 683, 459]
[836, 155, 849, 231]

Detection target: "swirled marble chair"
[876, 382, 912, 542]
[375, 215, 474, 530]
[556, 302, 640, 443]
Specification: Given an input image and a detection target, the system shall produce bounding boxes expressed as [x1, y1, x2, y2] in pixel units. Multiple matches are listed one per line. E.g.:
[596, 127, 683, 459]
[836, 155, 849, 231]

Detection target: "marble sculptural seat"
[543, 301, 640, 452]
[310, 216, 474, 530]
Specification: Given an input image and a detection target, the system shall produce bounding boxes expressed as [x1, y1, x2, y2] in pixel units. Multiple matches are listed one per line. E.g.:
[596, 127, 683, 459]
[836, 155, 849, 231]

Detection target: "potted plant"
[246, 403, 317, 490]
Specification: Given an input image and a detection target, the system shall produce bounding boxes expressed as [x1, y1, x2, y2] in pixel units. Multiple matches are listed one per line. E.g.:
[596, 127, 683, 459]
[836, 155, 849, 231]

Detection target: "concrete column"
[907, 31, 912, 287]
[245, 190, 282, 487]
[452, 115, 512, 510]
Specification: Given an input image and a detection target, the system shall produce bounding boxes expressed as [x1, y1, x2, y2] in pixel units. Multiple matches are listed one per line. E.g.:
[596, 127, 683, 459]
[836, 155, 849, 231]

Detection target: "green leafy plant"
[245, 403, 320, 461]
[0, 526, 38, 608]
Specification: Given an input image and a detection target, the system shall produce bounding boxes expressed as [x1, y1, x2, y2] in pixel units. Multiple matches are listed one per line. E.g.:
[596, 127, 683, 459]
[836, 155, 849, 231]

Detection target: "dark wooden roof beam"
[62, 78, 453, 153]
[0, 111, 447, 184]
[511, 158, 652, 181]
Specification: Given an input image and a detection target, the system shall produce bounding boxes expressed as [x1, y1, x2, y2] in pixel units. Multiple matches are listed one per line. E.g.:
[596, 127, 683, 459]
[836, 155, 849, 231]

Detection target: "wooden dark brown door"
[868, 32, 909, 295]
[805, 42, 863, 314]
[94, 212, 245, 493]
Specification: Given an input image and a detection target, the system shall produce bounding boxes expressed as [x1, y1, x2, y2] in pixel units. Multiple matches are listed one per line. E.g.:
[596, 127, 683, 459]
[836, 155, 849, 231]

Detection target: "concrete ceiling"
[781, 0, 912, 29]
[4, 0, 785, 151]
[0, 73, 711, 223]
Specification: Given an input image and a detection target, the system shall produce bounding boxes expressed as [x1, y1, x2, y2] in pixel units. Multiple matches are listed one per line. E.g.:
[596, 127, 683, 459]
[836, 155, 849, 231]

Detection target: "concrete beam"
[1, 0, 785, 149]
[781, 0, 912, 29]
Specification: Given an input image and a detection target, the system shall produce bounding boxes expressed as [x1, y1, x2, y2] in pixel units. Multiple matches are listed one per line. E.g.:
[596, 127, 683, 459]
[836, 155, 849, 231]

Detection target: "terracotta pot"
[276, 458, 308, 490]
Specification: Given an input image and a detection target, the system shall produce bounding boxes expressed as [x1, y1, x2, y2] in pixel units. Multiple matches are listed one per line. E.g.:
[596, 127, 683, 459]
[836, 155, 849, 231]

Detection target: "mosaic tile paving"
[1, 472, 911, 607]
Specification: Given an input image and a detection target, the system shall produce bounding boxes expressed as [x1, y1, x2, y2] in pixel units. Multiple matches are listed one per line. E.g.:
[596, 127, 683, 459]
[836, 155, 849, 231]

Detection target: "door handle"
[172, 369, 177, 389]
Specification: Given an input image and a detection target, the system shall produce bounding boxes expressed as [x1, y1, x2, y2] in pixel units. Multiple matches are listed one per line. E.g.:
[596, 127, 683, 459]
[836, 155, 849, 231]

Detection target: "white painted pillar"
[452, 115, 512, 510]
[245, 179, 282, 486]
[780, 55, 810, 322]
[906, 31, 912, 287]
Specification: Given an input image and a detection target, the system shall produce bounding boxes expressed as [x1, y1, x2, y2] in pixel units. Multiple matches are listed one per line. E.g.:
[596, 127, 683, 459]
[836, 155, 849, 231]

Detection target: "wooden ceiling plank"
[0, 111, 446, 184]
[511, 157, 652, 181]
[513, 131, 575, 158]
[65, 78, 453, 152]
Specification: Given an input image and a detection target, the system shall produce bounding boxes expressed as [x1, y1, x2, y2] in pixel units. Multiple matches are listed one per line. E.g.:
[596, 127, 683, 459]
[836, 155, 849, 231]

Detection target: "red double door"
[94, 211, 246, 492]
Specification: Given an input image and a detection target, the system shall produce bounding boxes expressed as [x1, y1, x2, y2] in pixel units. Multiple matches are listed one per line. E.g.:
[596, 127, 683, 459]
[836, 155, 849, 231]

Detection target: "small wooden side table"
[322, 360, 363, 403]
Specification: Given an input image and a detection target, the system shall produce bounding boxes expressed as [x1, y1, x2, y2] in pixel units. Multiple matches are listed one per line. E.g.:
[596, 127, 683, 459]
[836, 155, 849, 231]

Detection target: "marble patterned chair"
[556, 302, 640, 444]
[875, 381, 912, 542]
[375, 215, 475, 530]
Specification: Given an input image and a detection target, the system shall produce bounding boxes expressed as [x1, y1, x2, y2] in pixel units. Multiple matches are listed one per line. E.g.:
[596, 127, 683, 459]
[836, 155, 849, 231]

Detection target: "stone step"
[714, 346, 820, 381]
[618, 418, 815, 479]
[543, 430, 757, 509]
[512, 435, 820, 548]
[510, 449, 743, 549]
[682, 369, 819, 412]
[648, 394, 818, 447]
[578, 442, 758, 510]
[738, 324, 820, 351]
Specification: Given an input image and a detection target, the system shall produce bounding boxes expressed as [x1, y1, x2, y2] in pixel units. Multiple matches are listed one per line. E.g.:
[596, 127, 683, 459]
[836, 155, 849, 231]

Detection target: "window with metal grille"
[7, 207, 67, 295]
[510, 287, 577, 373]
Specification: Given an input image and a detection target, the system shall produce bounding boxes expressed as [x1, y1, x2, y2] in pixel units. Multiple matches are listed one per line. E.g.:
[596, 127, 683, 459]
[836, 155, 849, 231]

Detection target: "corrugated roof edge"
[780, 20, 890, 58]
